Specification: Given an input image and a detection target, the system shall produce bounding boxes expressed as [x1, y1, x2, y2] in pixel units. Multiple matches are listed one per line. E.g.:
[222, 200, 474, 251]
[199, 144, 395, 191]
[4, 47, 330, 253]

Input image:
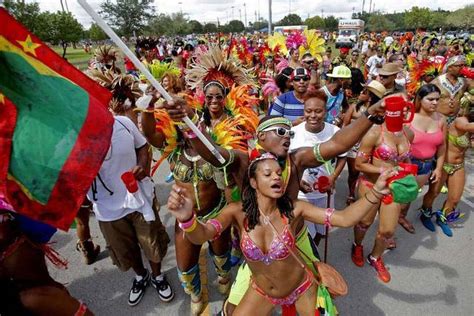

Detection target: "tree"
[446, 5, 474, 30]
[189, 20, 203, 34]
[323, 16, 338, 31]
[100, 0, 154, 37]
[305, 16, 325, 30]
[147, 14, 174, 36]
[249, 20, 268, 31]
[4, 0, 42, 35]
[278, 14, 303, 26]
[89, 23, 108, 42]
[227, 20, 245, 32]
[46, 12, 84, 58]
[366, 13, 395, 32]
[203, 23, 218, 33]
[404, 7, 433, 30]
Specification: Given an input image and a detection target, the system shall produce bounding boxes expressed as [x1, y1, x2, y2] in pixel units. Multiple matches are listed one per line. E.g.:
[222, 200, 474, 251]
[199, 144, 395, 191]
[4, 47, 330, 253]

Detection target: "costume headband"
[203, 80, 226, 94]
[256, 117, 292, 134]
[248, 150, 278, 176]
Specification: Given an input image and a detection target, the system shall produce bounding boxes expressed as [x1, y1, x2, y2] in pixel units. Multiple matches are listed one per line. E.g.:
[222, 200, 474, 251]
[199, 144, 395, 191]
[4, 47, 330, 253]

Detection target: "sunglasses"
[380, 75, 392, 79]
[205, 94, 224, 102]
[303, 60, 314, 64]
[293, 76, 310, 82]
[265, 127, 295, 138]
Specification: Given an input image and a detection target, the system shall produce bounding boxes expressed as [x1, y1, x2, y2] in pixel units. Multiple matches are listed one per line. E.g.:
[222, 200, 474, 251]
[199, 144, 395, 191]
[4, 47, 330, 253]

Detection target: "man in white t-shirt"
[366, 46, 385, 80]
[289, 92, 347, 244]
[383, 35, 394, 47]
[87, 116, 174, 306]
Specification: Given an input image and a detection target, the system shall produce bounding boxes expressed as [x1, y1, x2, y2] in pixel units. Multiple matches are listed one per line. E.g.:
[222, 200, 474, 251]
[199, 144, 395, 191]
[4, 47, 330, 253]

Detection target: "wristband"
[208, 219, 223, 241]
[365, 193, 378, 204]
[324, 208, 335, 229]
[178, 213, 197, 232]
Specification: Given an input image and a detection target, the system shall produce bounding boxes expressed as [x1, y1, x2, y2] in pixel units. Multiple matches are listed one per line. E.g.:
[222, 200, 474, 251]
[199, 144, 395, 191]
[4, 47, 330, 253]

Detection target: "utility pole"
[244, 3, 247, 27]
[231, 6, 234, 20]
[239, 9, 242, 22]
[289, 0, 291, 15]
[258, 0, 261, 21]
[255, 10, 257, 23]
[268, 0, 272, 34]
[362, 0, 365, 13]
[368, 0, 372, 13]
[321, 9, 324, 18]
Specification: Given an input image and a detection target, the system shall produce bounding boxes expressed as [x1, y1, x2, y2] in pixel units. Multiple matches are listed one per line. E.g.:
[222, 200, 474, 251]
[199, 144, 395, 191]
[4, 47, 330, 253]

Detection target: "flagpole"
[77, 0, 226, 164]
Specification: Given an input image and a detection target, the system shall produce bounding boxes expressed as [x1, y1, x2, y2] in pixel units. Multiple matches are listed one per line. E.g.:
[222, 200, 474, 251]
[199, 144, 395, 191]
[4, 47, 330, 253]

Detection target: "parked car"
[445, 31, 456, 40]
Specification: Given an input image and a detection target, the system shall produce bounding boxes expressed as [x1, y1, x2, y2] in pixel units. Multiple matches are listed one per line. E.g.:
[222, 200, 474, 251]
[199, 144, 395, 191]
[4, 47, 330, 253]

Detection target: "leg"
[346, 157, 360, 204]
[420, 170, 448, 231]
[295, 283, 318, 316]
[20, 285, 93, 316]
[174, 221, 204, 314]
[209, 227, 232, 295]
[398, 203, 415, 234]
[75, 199, 100, 265]
[351, 182, 378, 267]
[233, 286, 274, 316]
[437, 168, 466, 237]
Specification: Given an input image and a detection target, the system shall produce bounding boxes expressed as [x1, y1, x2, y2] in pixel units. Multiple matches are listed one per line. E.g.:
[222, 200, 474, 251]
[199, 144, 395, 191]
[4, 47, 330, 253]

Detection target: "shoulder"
[115, 115, 137, 131]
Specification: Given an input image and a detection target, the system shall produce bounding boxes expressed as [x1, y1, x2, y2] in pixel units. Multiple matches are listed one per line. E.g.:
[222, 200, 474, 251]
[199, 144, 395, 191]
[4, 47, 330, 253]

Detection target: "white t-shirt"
[87, 116, 153, 222]
[384, 36, 394, 47]
[361, 40, 369, 54]
[366, 55, 385, 77]
[289, 123, 346, 200]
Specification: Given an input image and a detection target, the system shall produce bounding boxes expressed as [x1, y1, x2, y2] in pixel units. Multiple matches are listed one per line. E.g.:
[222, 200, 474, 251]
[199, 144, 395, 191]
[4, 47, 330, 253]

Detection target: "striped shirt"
[268, 91, 304, 122]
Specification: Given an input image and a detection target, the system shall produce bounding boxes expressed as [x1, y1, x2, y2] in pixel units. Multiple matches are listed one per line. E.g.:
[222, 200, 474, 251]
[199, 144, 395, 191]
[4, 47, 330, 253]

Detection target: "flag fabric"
[0, 8, 114, 230]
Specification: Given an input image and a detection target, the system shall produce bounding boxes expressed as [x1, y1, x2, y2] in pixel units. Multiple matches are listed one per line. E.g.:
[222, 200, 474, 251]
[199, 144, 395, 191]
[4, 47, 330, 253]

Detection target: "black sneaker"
[128, 270, 150, 306]
[151, 274, 174, 302]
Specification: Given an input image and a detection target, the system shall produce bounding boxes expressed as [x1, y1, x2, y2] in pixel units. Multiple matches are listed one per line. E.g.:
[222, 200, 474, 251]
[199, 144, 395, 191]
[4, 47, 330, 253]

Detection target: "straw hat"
[378, 63, 402, 76]
[364, 80, 386, 99]
[327, 65, 352, 78]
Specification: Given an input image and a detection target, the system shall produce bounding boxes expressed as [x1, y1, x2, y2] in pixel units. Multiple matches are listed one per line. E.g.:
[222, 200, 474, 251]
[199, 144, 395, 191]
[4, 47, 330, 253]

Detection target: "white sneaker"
[151, 274, 174, 302]
[128, 270, 150, 306]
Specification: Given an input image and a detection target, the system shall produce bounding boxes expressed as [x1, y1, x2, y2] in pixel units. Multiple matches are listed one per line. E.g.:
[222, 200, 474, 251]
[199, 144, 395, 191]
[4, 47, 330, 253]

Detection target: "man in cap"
[378, 62, 405, 95]
[366, 46, 385, 80]
[301, 52, 321, 91]
[268, 67, 310, 123]
[321, 65, 352, 126]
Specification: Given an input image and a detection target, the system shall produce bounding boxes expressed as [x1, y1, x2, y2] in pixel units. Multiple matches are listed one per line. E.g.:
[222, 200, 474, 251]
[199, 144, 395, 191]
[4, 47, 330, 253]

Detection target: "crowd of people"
[2, 28, 473, 316]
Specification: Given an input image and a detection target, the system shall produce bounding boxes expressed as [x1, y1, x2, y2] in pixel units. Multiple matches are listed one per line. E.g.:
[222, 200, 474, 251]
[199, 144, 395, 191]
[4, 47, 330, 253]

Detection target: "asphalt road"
[49, 151, 474, 316]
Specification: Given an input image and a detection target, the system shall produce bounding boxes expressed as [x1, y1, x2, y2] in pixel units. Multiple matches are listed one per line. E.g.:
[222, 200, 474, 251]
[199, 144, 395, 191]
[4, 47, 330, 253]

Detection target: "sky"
[28, 0, 471, 28]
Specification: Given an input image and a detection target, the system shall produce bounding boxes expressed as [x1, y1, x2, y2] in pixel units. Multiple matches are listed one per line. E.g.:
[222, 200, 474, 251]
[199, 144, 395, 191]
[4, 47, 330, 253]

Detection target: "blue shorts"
[411, 158, 434, 176]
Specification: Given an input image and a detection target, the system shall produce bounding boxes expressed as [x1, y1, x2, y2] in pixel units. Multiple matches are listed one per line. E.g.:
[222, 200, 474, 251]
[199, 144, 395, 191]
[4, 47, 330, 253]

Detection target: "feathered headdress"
[185, 45, 255, 90]
[88, 68, 142, 113]
[92, 45, 120, 72]
[298, 29, 325, 62]
[224, 85, 259, 134]
[268, 32, 289, 57]
[148, 61, 182, 81]
[407, 58, 445, 97]
[150, 110, 179, 175]
[286, 31, 306, 51]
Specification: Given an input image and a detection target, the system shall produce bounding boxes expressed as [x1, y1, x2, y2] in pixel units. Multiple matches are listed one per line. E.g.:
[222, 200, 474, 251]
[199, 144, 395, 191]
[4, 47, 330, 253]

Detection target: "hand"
[373, 167, 398, 195]
[367, 98, 385, 116]
[430, 168, 442, 183]
[131, 165, 147, 181]
[300, 179, 313, 193]
[162, 97, 191, 121]
[327, 175, 336, 191]
[167, 184, 194, 222]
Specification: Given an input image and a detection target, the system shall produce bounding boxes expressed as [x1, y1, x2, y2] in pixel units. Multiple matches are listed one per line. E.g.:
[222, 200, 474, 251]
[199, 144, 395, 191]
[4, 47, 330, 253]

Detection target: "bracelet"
[176, 112, 199, 129]
[207, 219, 223, 241]
[364, 192, 378, 204]
[324, 208, 335, 229]
[178, 213, 197, 232]
[313, 143, 326, 163]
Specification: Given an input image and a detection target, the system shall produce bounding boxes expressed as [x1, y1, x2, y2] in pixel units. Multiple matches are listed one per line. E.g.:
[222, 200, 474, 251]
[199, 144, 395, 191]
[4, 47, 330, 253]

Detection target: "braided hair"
[241, 159, 294, 231]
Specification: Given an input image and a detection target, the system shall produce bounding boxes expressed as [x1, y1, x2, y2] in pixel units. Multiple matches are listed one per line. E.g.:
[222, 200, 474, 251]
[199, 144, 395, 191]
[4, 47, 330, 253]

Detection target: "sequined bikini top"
[171, 149, 214, 183]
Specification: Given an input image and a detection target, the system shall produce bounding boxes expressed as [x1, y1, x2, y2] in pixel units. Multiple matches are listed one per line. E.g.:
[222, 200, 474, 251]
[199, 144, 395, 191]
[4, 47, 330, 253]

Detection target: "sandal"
[398, 216, 415, 234]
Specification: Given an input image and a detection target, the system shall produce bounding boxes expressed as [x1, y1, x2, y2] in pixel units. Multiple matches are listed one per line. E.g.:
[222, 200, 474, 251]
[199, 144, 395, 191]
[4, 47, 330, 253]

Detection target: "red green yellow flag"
[0, 8, 114, 230]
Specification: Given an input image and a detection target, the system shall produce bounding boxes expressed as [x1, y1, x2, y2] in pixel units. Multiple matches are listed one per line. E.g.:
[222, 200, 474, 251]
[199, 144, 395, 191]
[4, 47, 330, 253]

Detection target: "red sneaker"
[351, 243, 364, 267]
[367, 255, 391, 283]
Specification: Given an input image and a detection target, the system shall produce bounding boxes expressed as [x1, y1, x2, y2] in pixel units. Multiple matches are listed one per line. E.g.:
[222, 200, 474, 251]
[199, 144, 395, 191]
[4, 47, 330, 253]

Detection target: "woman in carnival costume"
[166, 152, 396, 316]
[139, 45, 258, 315]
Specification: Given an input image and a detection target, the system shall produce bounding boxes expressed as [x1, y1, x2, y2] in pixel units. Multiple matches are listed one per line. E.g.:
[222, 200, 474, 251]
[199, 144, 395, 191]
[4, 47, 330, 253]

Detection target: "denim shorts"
[411, 158, 434, 176]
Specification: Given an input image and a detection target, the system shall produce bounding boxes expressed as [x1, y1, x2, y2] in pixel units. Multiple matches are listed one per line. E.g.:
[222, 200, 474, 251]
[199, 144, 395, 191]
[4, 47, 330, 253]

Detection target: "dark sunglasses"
[205, 94, 224, 102]
[293, 76, 310, 82]
[303, 60, 314, 64]
[265, 127, 295, 138]
[380, 75, 392, 79]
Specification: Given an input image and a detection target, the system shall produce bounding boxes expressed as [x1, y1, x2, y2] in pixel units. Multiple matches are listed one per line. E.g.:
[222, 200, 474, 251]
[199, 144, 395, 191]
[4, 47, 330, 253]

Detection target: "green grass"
[51, 47, 93, 70]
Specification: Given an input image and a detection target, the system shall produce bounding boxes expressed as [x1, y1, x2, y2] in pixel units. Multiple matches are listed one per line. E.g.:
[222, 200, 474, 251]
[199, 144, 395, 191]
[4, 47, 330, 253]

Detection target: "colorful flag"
[0, 8, 114, 230]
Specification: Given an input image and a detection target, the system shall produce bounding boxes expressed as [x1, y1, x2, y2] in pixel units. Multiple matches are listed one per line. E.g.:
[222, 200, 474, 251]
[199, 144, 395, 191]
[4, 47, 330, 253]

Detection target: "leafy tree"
[305, 16, 325, 30]
[366, 13, 395, 32]
[404, 7, 433, 30]
[46, 12, 84, 58]
[249, 20, 268, 31]
[278, 14, 303, 26]
[446, 5, 474, 30]
[147, 14, 174, 36]
[323, 16, 338, 31]
[227, 20, 245, 32]
[189, 20, 203, 34]
[203, 23, 218, 33]
[89, 23, 108, 41]
[4, 0, 42, 35]
[100, 0, 154, 37]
